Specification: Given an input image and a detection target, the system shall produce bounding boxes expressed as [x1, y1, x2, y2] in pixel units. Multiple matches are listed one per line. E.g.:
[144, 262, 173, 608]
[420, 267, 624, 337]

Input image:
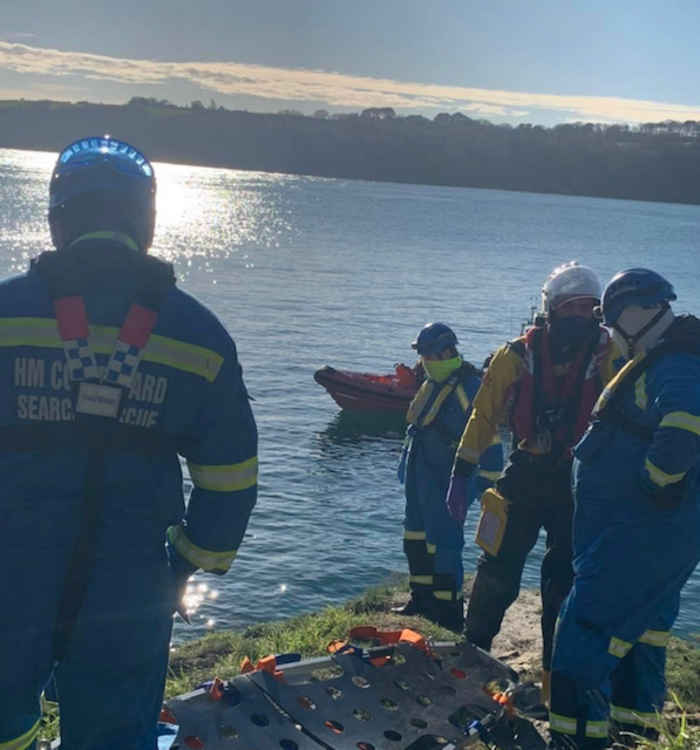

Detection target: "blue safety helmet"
[411, 322, 458, 356]
[49, 135, 156, 252]
[599, 268, 676, 327]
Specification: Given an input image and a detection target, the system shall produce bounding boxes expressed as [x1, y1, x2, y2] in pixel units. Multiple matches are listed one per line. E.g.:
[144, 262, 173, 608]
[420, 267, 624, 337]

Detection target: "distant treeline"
[2, 98, 700, 205]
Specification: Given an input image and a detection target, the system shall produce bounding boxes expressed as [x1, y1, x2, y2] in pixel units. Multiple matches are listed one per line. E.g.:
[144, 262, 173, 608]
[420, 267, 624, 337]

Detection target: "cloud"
[2, 33, 37, 42]
[2, 41, 700, 123]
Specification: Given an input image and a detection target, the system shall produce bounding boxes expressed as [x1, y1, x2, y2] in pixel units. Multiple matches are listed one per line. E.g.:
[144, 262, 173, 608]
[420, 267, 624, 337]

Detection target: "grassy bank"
[40, 579, 700, 747]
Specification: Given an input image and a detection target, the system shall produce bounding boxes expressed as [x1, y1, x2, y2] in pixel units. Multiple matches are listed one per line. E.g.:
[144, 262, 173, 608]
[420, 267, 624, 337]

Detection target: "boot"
[391, 591, 431, 616]
[430, 597, 464, 633]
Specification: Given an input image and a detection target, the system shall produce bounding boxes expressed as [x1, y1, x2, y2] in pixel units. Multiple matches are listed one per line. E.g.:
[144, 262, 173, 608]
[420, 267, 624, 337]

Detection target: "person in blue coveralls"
[394, 322, 503, 632]
[0, 136, 258, 750]
[549, 269, 700, 749]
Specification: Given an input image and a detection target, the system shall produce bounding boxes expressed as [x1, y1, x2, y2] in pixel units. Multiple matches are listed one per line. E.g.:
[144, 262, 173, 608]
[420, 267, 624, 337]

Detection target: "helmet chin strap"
[613, 303, 671, 355]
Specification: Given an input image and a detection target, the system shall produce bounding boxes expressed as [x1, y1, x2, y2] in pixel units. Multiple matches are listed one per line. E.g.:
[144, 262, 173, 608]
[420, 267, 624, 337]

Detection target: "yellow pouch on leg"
[475, 487, 509, 556]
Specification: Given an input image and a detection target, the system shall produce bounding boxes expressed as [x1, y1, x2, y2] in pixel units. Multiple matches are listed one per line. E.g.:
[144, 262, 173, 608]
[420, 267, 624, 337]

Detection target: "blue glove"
[166, 540, 198, 624]
[446, 459, 477, 523]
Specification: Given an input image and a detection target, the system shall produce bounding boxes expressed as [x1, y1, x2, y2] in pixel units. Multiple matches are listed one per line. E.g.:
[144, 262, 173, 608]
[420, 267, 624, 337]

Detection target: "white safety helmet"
[541, 261, 601, 316]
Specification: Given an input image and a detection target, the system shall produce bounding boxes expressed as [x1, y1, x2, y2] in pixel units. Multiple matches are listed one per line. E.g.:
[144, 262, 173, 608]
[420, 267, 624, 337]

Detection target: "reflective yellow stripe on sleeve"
[188, 457, 258, 492]
[479, 469, 502, 482]
[644, 458, 686, 488]
[144, 334, 223, 382]
[609, 636, 634, 658]
[426, 543, 437, 554]
[167, 525, 236, 572]
[0, 719, 41, 750]
[549, 712, 577, 735]
[659, 411, 700, 437]
[403, 530, 427, 541]
[638, 629, 670, 648]
[0, 318, 224, 381]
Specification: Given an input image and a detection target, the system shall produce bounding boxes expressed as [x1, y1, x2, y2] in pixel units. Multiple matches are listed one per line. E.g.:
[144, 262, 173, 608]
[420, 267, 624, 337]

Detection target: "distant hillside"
[2, 99, 700, 205]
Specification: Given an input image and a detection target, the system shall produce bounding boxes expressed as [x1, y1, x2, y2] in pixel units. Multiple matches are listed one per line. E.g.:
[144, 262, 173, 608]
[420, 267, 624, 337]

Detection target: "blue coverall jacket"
[401, 363, 503, 602]
[0, 239, 257, 750]
[550, 317, 700, 748]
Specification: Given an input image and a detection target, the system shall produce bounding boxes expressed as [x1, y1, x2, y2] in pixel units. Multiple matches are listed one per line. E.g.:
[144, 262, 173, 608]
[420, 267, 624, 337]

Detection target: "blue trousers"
[0, 468, 177, 750]
[550, 462, 700, 749]
[404, 450, 466, 602]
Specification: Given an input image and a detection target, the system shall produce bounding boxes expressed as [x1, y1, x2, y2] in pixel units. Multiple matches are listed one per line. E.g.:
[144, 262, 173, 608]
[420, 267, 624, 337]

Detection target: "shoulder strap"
[594, 316, 700, 422]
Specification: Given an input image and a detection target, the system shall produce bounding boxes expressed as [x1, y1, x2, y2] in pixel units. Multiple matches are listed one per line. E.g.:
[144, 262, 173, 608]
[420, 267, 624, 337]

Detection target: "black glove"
[166, 540, 198, 623]
[640, 472, 686, 512]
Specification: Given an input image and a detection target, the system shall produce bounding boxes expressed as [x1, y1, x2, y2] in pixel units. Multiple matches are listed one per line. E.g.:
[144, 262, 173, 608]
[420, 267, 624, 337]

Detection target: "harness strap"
[593, 316, 700, 441]
[33, 248, 176, 662]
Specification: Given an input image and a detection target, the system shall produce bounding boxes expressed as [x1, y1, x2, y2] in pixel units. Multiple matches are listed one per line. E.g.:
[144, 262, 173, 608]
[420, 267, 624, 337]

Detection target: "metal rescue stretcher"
[153, 628, 547, 750]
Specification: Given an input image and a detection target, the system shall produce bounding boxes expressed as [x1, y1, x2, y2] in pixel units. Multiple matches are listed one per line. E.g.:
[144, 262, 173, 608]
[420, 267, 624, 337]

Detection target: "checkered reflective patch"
[105, 339, 143, 388]
[62, 337, 99, 382]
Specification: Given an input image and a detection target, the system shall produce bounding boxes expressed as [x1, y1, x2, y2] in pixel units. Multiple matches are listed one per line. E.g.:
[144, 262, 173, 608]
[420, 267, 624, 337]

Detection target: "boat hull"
[314, 364, 418, 412]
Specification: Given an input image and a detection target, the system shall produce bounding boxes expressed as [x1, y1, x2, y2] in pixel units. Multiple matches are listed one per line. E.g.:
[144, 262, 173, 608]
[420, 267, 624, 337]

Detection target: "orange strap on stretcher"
[240, 653, 285, 680]
[327, 625, 431, 666]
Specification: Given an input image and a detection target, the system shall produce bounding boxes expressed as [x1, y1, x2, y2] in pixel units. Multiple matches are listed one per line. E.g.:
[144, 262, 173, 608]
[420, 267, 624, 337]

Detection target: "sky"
[3, 0, 700, 127]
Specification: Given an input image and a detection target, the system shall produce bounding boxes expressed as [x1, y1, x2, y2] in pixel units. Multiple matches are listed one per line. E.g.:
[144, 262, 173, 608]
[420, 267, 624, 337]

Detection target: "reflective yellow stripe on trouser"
[610, 705, 659, 729]
[549, 714, 608, 739]
[0, 719, 41, 750]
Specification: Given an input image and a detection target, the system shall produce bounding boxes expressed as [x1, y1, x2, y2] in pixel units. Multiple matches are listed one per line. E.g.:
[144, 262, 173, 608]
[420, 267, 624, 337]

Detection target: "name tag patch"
[76, 382, 122, 419]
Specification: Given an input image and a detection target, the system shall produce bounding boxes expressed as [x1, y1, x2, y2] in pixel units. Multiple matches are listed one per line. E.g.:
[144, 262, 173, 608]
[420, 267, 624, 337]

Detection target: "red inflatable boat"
[314, 363, 420, 412]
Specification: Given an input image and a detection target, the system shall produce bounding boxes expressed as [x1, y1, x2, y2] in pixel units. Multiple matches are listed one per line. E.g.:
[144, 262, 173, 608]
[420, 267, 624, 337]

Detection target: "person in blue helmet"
[394, 322, 503, 631]
[0, 136, 258, 750]
[549, 269, 700, 749]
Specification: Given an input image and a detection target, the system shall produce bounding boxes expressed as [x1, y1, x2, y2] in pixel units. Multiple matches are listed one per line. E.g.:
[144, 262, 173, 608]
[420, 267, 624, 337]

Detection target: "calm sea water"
[1, 147, 699, 641]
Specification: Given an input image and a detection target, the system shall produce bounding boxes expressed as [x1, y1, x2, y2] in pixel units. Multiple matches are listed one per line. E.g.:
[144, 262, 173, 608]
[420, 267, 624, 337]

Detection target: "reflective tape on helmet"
[645, 458, 686, 488]
[167, 525, 236, 572]
[188, 457, 258, 492]
[659, 411, 700, 437]
[0, 719, 41, 750]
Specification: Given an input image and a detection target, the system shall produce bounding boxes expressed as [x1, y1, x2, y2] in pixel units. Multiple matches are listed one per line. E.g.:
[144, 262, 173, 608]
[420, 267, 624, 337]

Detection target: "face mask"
[611, 305, 674, 360]
[422, 355, 462, 383]
[548, 316, 597, 356]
